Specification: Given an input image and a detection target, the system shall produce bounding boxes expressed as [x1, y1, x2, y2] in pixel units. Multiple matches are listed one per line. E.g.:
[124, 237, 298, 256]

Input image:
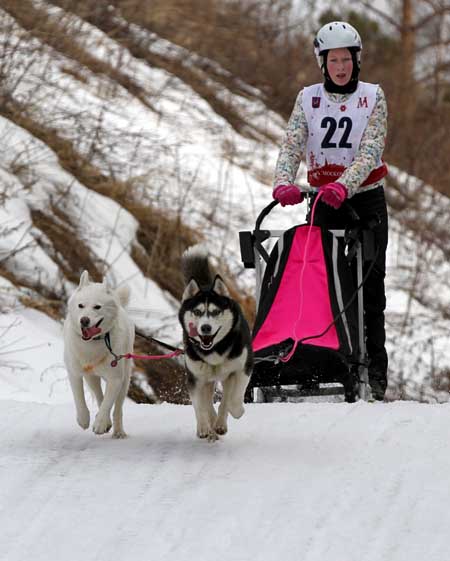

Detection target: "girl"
[273, 21, 389, 400]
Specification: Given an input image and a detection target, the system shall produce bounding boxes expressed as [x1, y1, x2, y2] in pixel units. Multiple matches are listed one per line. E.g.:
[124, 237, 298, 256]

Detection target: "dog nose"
[200, 324, 212, 335]
[80, 316, 90, 327]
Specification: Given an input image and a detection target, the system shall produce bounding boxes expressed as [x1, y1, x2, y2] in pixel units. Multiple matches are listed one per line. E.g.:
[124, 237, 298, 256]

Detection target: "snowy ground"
[1, 398, 450, 561]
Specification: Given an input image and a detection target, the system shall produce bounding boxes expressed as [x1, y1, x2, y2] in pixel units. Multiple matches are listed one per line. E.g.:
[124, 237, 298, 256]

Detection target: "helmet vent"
[314, 21, 362, 59]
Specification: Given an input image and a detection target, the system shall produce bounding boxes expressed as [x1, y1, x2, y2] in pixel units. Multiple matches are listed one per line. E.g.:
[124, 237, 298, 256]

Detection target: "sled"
[240, 199, 377, 403]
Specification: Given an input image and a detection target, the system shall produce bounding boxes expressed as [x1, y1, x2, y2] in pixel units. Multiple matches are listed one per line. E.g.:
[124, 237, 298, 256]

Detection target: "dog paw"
[214, 420, 228, 435]
[197, 425, 219, 441]
[206, 430, 219, 442]
[77, 410, 90, 430]
[112, 429, 127, 439]
[228, 402, 245, 419]
[197, 427, 210, 439]
[93, 415, 112, 435]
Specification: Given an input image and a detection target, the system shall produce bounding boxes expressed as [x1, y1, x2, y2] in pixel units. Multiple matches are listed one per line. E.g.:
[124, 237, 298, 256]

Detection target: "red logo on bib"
[312, 97, 321, 108]
[340, 105, 346, 112]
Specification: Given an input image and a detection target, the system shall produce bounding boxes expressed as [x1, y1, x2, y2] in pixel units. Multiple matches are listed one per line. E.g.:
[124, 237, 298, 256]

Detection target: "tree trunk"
[400, 0, 416, 119]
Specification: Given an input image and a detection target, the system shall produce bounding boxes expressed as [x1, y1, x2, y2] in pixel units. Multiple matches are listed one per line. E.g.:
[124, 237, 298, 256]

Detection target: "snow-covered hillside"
[2, 399, 450, 561]
[0, 0, 449, 401]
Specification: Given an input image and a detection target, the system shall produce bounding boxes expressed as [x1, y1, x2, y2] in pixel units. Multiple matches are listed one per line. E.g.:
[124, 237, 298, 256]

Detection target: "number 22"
[321, 117, 353, 149]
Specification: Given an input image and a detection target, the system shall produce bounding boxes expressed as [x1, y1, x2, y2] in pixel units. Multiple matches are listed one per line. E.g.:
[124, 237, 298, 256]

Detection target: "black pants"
[307, 186, 388, 389]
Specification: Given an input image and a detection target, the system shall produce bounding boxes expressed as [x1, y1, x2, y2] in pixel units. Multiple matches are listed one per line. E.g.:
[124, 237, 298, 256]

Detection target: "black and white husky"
[179, 245, 253, 441]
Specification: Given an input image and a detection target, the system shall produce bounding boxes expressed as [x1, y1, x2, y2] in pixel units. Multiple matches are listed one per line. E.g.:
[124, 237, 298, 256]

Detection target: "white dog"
[63, 271, 134, 438]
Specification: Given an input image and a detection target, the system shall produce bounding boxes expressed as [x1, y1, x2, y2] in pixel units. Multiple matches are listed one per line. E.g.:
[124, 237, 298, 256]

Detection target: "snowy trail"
[1, 400, 450, 561]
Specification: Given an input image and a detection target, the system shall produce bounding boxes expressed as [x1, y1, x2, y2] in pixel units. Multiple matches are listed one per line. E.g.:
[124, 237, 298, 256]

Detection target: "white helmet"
[314, 21, 362, 67]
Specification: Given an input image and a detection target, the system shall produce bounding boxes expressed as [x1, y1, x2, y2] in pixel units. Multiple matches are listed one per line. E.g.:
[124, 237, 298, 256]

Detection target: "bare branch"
[416, 38, 450, 52]
[417, 61, 450, 82]
[413, 6, 450, 30]
[420, 0, 444, 10]
[358, 1, 402, 30]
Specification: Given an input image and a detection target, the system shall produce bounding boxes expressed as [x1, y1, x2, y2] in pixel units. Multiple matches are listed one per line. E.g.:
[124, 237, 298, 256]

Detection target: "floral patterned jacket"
[273, 84, 388, 198]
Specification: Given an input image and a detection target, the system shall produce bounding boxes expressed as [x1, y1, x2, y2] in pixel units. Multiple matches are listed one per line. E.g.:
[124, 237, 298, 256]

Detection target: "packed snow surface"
[1, 399, 449, 561]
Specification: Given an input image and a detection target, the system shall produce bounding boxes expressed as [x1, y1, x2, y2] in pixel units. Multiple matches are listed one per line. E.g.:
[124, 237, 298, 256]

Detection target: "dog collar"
[93, 332, 109, 341]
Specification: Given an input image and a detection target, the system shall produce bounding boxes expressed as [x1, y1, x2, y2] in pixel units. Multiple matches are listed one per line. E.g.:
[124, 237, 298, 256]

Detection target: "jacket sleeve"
[338, 86, 388, 198]
[273, 90, 309, 188]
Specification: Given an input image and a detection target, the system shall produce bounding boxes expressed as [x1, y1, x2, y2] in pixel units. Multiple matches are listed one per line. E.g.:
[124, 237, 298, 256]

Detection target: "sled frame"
[251, 227, 369, 402]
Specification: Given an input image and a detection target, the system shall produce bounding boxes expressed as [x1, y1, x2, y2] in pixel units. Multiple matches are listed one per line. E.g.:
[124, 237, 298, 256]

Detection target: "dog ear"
[101, 277, 113, 294]
[182, 278, 200, 301]
[211, 275, 230, 297]
[115, 285, 130, 307]
[79, 270, 90, 288]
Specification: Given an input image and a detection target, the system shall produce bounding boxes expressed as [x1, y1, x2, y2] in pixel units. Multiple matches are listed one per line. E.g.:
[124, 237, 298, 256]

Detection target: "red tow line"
[104, 332, 184, 367]
[110, 348, 184, 367]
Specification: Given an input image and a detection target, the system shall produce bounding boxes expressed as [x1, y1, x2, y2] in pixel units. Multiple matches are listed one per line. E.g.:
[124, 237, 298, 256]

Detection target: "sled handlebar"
[342, 201, 360, 223]
[255, 197, 360, 232]
[255, 200, 279, 231]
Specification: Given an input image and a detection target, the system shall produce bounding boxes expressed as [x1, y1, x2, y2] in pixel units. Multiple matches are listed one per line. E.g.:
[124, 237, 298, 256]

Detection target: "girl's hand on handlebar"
[319, 182, 348, 209]
[272, 184, 304, 207]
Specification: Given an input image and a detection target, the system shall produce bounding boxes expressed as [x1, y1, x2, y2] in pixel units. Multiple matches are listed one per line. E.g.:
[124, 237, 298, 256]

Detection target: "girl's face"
[326, 48, 353, 86]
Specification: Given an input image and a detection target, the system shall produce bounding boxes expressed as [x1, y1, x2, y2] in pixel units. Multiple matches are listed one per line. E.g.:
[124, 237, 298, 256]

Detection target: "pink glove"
[319, 182, 348, 209]
[272, 184, 304, 207]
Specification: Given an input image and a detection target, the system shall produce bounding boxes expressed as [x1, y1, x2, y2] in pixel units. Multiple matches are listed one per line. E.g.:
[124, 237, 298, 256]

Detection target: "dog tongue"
[188, 322, 199, 337]
[82, 326, 102, 339]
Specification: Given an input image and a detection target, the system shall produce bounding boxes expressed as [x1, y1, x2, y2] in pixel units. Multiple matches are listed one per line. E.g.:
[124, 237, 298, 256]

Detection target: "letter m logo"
[357, 97, 368, 108]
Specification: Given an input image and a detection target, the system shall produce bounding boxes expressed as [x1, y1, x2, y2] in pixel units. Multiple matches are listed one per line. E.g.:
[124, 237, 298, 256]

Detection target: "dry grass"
[31, 207, 105, 285]
[125, 333, 189, 404]
[134, 335, 190, 404]
[0, 0, 158, 113]
[0, 265, 64, 319]
[105, 0, 450, 198]
[386, 102, 450, 197]
[9, 0, 448, 197]
[0, 98, 201, 301]
[0, 93, 254, 402]
[48, 0, 280, 142]
[131, 208, 199, 300]
[0, 98, 199, 402]
[110, 0, 313, 115]
[17, 294, 63, 321]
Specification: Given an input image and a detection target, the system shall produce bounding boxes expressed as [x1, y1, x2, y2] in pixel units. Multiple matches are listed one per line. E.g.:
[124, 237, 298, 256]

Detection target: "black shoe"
[369, 378, 386, 401]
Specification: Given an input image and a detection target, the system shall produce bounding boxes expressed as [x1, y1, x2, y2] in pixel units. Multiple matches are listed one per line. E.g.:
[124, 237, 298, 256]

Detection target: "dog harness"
[82, 354, 109, 374]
